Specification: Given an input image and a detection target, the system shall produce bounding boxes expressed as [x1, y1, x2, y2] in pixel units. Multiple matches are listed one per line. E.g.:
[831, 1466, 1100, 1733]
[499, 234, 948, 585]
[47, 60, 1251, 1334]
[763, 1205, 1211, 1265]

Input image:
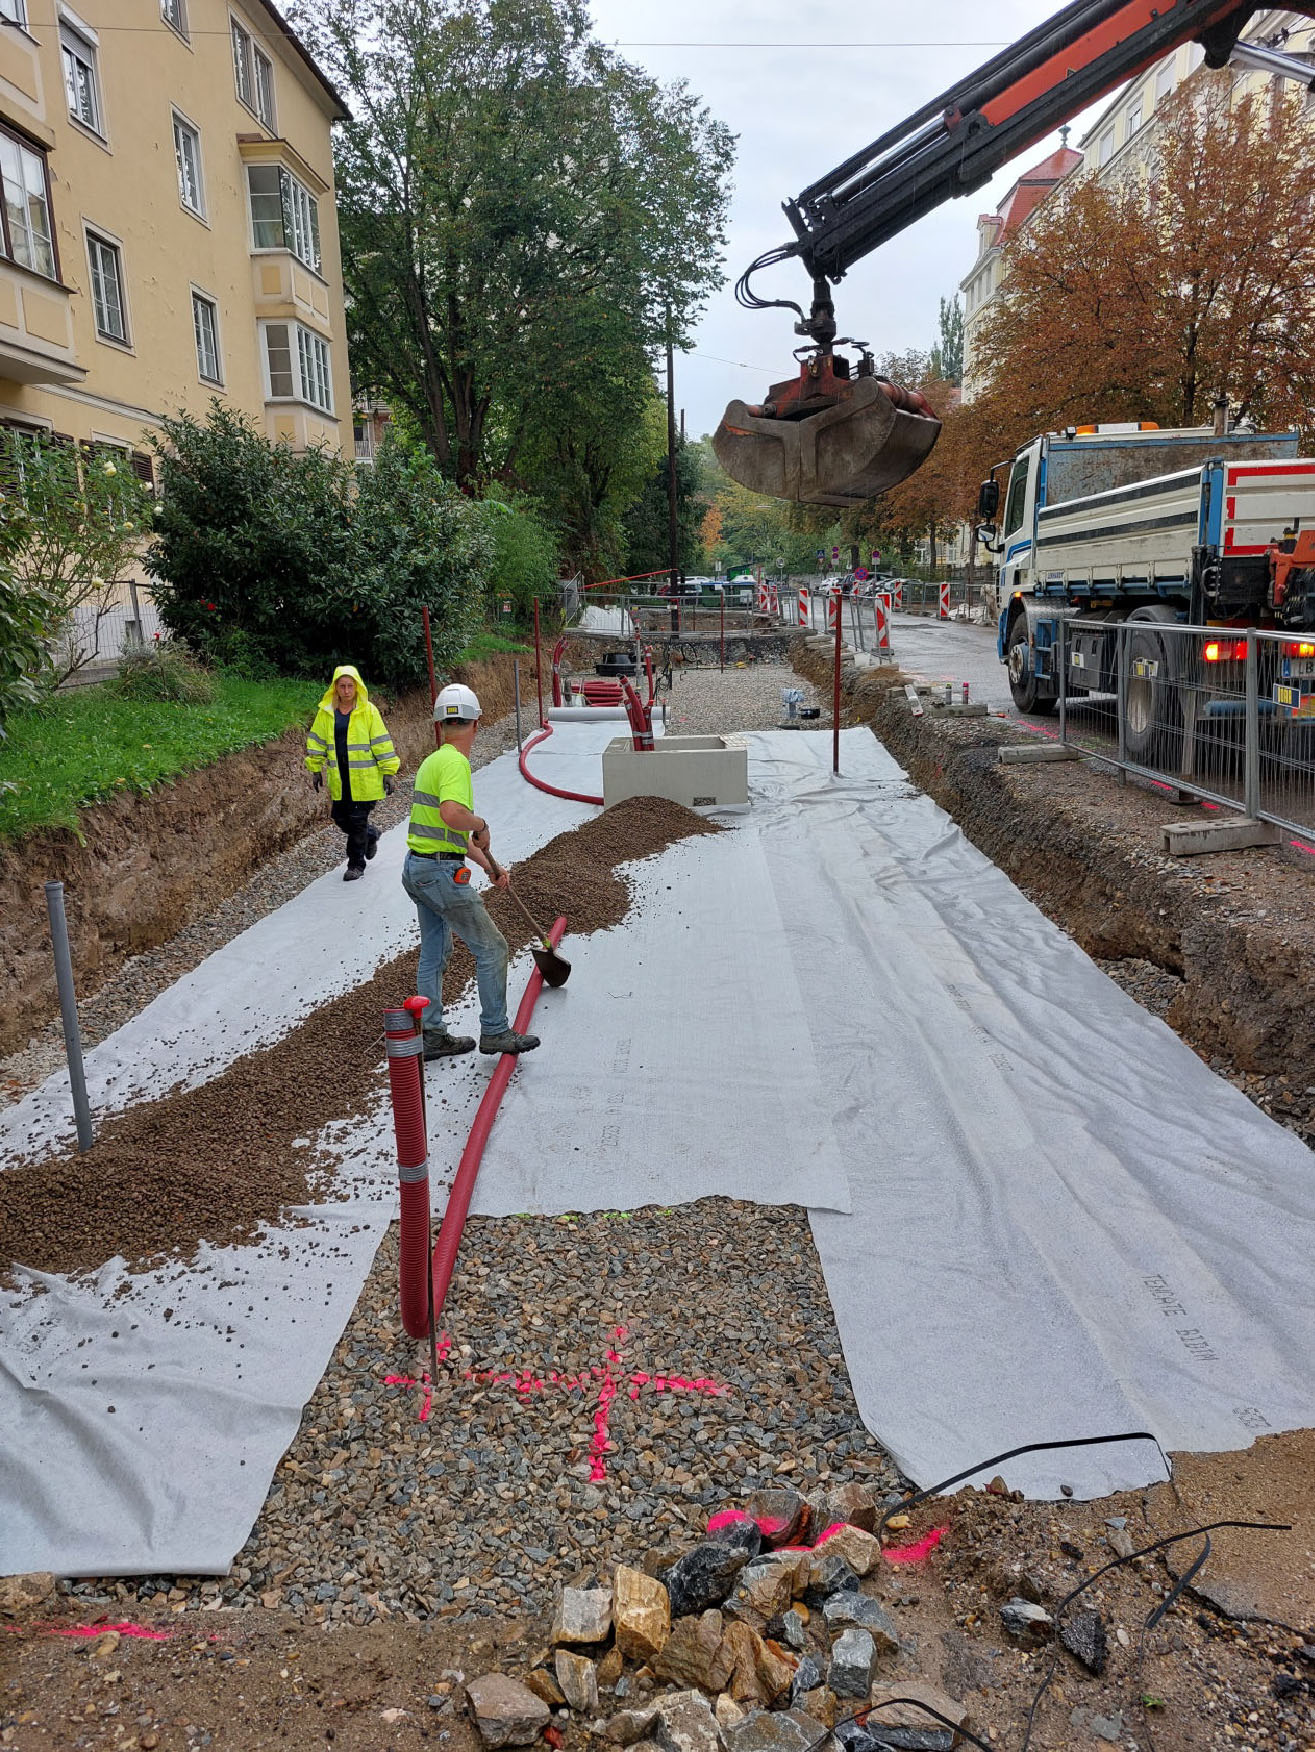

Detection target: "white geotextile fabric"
[0, 728, 611, 1576]
[469, 827, 851, 1217]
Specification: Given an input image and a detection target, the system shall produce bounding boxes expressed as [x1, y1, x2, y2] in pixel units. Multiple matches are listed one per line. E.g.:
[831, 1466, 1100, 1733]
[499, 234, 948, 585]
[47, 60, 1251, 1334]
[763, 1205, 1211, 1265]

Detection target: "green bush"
[478, 496, 560, 622]
[146, 405, 488, 690]
[113, 639, 216, 705]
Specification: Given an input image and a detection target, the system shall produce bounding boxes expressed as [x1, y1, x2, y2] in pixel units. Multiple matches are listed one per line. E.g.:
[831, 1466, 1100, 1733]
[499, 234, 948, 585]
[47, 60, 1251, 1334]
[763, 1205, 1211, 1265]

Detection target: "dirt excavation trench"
[0, 797, 717, 1280]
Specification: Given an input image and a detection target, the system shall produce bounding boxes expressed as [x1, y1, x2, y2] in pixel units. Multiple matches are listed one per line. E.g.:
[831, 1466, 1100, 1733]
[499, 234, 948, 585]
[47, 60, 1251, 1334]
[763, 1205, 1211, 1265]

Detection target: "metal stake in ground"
[533, 597, 545, 729]
[43, 881, 93, 1152]
[833, 588, 843, 775]
[421, 606, 439, 747]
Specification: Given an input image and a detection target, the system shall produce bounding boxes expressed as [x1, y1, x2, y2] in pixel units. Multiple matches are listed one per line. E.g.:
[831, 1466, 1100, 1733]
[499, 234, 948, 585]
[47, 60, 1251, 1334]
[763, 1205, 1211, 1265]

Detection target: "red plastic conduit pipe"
[423, 916, 568, 1320]
[517, 724, 604, 806]
[384, 1004, 432, 1341]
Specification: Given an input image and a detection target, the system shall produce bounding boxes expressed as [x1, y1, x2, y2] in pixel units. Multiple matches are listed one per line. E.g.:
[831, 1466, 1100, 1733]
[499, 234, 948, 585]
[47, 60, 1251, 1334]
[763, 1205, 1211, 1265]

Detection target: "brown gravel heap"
[0, 796, 718, 1280]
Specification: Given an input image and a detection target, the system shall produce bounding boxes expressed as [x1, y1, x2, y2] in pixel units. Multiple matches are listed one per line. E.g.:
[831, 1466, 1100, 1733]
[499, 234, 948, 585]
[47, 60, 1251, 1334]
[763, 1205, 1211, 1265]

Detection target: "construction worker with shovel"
[402, 683, 541, 1062]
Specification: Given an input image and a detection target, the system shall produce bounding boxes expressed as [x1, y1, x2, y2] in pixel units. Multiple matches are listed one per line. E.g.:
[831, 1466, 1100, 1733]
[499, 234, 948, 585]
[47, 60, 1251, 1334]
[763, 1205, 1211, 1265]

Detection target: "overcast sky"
[586, 0, 1107, 437]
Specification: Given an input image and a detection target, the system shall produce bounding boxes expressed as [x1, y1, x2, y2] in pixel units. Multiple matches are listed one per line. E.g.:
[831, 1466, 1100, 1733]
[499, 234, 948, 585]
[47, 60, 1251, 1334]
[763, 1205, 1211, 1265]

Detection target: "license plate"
[1283, 657, 1315, 677]
[1273, 684, 1315, 714]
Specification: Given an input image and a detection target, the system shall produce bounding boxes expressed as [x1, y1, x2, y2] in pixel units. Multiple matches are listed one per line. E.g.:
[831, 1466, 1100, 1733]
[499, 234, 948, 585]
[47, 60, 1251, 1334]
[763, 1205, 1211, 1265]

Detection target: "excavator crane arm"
[715, 0, 1315, 508]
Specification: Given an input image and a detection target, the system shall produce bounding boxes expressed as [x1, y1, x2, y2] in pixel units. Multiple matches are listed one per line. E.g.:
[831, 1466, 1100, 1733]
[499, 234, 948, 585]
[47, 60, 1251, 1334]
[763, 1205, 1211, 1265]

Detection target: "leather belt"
[412, 850, 465, 862]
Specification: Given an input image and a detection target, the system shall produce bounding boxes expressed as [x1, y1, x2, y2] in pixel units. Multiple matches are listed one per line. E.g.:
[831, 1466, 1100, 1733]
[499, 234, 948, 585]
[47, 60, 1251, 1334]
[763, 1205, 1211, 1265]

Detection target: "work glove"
[312, 771, 323, 792]
[384, 776, 394, 796]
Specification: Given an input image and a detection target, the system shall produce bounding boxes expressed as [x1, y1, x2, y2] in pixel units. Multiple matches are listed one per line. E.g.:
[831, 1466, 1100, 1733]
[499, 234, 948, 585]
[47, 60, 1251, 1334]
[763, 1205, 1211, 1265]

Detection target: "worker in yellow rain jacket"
[304, 665, 400, 881]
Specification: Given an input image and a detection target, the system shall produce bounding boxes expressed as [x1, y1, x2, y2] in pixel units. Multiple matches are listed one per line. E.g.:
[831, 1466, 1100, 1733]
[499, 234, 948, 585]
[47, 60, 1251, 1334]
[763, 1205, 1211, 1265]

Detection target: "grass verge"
[456, 629, 532, 662]
[0, 674, 314, 841]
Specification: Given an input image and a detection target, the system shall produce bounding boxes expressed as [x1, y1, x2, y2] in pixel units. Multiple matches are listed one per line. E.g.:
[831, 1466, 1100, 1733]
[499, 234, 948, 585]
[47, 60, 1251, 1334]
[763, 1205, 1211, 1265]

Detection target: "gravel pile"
[0, 798, 717, 1278]
[663, 665, 821, 736]
[65, 1200, 901, 1624]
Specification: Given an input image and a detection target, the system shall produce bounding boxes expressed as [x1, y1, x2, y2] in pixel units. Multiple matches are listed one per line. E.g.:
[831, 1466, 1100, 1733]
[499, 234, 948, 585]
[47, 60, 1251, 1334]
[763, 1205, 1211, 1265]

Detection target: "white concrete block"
[1161, 817, 1281, 856]
[998, 742, 1082, 764]
[602, 734, 749, 810]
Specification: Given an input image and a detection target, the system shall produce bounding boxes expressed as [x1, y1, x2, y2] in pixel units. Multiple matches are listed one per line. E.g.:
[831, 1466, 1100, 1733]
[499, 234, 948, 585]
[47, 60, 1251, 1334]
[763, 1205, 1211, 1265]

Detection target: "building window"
[192, 290, 221, 383]
[0, 128, 56, 278]
[1, 1, 28, 26]
[173, 113, 204, 216]
[263, 321, 333, 413]
[1127, 99, 1143, 136]
[86, 231, 127, 343]
[1155, 55, 1175, 101]
[61, 22, 102, 135]
[232, 17, 275, 127]
[1098, 129, 1115, 166]
[161, 0, 187, 37]
[246, 164, 321, 273]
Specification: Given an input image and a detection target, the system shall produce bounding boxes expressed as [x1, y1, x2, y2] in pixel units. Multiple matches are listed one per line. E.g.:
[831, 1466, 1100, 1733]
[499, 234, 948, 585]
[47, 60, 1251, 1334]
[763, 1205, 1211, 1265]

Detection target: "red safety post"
[720, 591, 725, 673]
[533, 597, 545, 728]
[938, 580, 951, 620]
[428, 918, 567, 1320]
[798, 584, 810, 628]
[833, 587, 843, 776]
[385, 1002, 431, 1342]
[421, 606, 439, 746]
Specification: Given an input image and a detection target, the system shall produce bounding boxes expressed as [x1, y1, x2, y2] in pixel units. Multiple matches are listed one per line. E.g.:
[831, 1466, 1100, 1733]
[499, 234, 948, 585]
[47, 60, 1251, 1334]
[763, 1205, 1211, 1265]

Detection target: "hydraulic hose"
[427, 916, 568, 1319]
[518, 723, 604, 806]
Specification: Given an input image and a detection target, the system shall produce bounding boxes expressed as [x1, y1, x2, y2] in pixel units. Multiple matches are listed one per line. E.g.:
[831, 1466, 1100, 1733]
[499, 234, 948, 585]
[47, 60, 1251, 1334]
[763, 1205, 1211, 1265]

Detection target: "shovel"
[486, 853, 571, 987]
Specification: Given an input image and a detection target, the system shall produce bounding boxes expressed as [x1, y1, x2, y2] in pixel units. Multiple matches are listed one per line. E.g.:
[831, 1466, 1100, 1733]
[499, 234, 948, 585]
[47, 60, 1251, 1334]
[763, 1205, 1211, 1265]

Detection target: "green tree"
[929, 295, 964, 387]
[622, 431, 703, 580]
[0, 504, 50, 737]
[0, 434, 152, 687]
[297, 0, 734, 507]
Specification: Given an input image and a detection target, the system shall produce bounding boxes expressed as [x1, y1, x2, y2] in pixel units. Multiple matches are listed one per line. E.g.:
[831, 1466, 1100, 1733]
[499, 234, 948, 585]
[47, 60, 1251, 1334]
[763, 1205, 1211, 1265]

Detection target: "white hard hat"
[434, 682, 481, 723]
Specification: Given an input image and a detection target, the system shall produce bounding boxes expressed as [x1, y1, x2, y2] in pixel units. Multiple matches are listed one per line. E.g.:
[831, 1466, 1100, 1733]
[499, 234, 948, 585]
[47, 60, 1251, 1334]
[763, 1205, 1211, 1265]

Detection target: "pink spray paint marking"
[48, 1622, 173, 1641]
[883, 1526, 947, 1564]
[385, 1325, 728, 1480]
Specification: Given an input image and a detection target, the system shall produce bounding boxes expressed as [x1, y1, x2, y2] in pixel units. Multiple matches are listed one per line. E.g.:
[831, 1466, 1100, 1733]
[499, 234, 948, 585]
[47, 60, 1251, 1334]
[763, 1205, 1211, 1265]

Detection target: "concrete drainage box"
[602, 734, 749, 809]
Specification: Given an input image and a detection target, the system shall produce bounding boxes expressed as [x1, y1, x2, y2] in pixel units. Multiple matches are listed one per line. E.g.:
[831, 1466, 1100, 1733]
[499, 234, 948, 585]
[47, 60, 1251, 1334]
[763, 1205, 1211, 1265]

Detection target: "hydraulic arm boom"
[716, 0, 1315, 507]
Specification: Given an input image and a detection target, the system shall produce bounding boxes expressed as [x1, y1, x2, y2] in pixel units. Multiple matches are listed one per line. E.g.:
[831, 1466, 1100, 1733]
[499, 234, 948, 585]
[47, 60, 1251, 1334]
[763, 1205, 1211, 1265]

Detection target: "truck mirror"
[977, 478, 1000, 522]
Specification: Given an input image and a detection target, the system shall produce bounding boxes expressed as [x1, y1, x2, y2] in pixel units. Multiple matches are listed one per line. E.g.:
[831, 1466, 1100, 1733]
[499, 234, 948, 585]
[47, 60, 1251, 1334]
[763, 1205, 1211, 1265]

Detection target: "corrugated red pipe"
[384, 1006, 432, 1341]
[518, 724, 604, 806]
[425, 916, 568, 1320]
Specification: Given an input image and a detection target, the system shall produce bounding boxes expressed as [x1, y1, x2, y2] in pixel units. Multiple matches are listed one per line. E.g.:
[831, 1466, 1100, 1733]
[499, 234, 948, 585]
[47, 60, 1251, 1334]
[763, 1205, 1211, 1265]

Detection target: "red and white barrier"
[875, 594, 892, 653]
[757, 581, 770, 612]
[827, 590, 841, 632]
[892, 579, 904, 611]
[797, 585, 810, 627]
[938, 581, 951, 620]
[768, 583, 779, 614]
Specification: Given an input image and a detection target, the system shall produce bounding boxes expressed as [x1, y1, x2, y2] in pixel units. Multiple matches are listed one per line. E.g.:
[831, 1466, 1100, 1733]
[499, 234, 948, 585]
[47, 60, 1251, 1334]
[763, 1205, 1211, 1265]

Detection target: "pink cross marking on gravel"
[383, 1326, 729, 1479]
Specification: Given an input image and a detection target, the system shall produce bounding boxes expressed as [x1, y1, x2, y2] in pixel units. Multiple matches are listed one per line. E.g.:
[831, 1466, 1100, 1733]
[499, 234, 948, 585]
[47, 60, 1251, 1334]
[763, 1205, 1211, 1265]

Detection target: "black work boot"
[423, 1029, 475, 1060]
[479, 1029, 541, 1056]
[343, 866, 364, 882]
[365, 825, 379, 861]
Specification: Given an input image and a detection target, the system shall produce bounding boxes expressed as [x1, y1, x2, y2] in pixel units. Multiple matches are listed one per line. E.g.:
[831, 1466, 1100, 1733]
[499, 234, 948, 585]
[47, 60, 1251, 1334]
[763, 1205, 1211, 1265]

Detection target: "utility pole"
[666, 330, 679, 595]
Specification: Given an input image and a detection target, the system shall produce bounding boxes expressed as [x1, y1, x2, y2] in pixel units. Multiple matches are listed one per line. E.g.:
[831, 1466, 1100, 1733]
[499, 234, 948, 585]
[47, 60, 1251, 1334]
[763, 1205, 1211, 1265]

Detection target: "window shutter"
[130, 450, 154, 486]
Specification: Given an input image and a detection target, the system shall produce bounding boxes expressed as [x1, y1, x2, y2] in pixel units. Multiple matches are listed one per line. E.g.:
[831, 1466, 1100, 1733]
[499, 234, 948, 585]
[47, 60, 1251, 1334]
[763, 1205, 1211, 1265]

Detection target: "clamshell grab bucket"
[713, 375, 941, 508]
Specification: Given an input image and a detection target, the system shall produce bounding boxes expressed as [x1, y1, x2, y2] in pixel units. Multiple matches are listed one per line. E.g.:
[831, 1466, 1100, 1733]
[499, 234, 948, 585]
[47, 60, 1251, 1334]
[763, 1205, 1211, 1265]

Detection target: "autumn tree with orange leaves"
[954, 71, 1315, 498]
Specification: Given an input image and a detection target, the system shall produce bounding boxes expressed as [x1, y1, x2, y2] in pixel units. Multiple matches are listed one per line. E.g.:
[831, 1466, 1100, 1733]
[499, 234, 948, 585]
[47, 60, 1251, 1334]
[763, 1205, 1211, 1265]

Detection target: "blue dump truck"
[980, 423, 1315, 759]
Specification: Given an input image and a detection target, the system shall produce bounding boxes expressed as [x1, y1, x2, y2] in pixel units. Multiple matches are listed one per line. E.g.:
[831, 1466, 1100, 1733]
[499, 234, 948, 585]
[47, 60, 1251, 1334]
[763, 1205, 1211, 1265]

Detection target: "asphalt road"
[881, 611, 1014, 713]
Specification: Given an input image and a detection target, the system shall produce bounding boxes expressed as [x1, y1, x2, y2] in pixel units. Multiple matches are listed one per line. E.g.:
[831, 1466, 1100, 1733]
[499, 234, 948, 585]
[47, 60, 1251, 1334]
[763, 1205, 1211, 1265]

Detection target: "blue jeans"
[402, 853, 510, 1037]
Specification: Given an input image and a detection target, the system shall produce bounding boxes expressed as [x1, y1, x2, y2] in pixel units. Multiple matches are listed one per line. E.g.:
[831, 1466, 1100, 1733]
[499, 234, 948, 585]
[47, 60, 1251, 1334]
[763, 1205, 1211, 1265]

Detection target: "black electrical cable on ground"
[785, 1432, 1291, 1752]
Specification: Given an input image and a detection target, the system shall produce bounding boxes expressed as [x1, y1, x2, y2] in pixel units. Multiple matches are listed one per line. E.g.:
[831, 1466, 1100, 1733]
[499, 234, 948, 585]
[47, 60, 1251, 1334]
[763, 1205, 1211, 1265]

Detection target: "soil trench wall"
[0, 652, 533, 1058]
[790, 637, 1315, 1085]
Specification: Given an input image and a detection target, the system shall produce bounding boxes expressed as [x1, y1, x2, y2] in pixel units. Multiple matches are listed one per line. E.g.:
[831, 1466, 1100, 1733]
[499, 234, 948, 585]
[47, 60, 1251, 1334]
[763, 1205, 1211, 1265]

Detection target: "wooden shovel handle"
[485, 852, 549, 945]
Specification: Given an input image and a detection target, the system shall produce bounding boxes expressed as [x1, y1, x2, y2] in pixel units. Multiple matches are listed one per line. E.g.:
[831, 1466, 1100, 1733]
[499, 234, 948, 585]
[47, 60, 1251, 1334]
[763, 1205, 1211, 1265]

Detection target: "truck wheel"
[1124, 624, 1180, 765]
[1006, 617, 1056, 715]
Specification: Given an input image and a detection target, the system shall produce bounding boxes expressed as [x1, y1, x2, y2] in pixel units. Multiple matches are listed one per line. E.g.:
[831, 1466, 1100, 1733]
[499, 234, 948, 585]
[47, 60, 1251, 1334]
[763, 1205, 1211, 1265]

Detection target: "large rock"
[554, 1650, 600, 1714]
[0, 1572, 55, 1617]
[615, 1565, 671, 1663]
[821, 1592, 901, 1656]
[723, 1708, 828, 1752]
[811, 1524, 883, 1578]
[664, 1541, 754, 1616]
[827, 1628, 877, 1699]
[999, 1597, 1053, 1638]
[725, 1552, 808, 1625]
[652, 1690, 721, 1752]
[604, 1705, 658, 1746]
[745, 1488, 809, 1549]
[866, 1680, 977, 1741]
[723, 1622, 797, 1707]
[465, 1673, 552, 1748]
[790, 1655, 825, 1703]
[818, 1483, 877, 1534]
[802, 1553, 860, 1605]
[706, 1512, 765, 1561]
[552, 1585, 613, 1645]
[654, 1610, 734, 1693]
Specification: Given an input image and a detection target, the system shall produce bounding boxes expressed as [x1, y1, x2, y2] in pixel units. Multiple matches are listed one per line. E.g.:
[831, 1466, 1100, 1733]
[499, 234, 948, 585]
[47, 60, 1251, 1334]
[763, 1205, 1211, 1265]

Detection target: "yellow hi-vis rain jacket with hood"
[304, 665, 400, 802]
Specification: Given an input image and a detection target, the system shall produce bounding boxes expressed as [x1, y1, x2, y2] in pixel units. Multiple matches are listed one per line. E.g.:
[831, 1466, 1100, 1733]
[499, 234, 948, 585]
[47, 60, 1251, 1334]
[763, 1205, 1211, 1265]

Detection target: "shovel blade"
[532, 943, 571, 987]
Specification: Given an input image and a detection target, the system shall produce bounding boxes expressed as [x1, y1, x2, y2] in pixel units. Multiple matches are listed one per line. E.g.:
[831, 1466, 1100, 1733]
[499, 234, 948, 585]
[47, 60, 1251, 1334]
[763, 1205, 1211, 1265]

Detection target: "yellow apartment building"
[0, 0, 351, 477]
